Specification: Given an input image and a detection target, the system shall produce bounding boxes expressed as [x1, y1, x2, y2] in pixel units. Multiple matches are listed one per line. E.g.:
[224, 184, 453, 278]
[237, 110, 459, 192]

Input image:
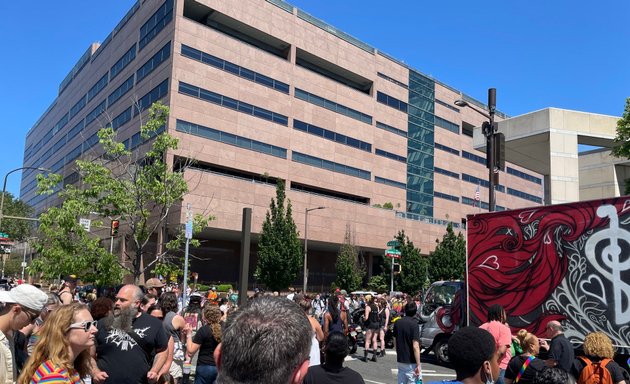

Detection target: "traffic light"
[393, 263, 402, 274]
[110, 220, 119, 237]
[493, 132, 505, 171]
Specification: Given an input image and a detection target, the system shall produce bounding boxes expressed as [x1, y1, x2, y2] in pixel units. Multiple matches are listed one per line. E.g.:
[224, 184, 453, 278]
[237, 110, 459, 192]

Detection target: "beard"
[103, 306, 138, 332]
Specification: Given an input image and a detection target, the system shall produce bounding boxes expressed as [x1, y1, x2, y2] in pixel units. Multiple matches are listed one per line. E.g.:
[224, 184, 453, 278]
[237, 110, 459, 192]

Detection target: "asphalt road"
[343, 349, 456, 384]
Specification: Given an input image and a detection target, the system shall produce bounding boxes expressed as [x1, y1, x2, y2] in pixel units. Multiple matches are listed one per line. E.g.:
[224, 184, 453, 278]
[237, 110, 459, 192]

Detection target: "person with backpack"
[504, 330, 546, 384]
[571, 332, 627, 384]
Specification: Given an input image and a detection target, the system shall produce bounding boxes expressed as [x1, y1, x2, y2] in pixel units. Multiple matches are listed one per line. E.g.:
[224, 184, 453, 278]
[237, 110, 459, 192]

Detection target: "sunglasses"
[68, 320, 98, 332]
[21, 307, 40, 324]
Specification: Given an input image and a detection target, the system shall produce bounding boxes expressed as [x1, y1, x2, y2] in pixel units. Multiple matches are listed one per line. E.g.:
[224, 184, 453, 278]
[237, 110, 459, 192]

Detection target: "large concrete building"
[21, 0, 545, 288]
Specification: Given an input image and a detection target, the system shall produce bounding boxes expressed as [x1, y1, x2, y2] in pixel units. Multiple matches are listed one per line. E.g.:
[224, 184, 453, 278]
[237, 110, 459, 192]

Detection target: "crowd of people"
[1, 279, 629, 384]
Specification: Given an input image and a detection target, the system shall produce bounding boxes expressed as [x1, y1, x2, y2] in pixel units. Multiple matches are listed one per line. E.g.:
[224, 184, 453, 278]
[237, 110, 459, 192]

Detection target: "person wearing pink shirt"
[479, 304, 512, 384]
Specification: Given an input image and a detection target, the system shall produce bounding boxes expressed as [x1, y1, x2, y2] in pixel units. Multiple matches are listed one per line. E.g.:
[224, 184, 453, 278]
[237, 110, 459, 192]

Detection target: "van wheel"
[434, 338, 450, 364]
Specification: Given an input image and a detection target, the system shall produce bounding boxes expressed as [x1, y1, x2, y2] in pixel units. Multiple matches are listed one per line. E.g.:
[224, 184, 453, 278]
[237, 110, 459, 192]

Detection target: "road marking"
[391, 369, 456, 378]
[365, 380, 387, 384]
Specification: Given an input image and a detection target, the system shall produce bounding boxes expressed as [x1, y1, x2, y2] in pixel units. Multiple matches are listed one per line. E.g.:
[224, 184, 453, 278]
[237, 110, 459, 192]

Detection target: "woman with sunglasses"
[18, 302, 97, 384]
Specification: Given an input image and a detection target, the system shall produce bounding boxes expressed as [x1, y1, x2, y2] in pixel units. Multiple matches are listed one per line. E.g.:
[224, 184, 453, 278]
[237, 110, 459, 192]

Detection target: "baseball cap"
[145, 278, 165, 289]
[0, 284, 48, 312]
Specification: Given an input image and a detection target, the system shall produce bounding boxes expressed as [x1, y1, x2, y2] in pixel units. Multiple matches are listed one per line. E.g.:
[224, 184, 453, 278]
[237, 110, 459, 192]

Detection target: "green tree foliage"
[33, 103, 211, 284]
[367, 275, 388, 293]
[429, 223, 466, 281]
[254, 179, 302, 291]
[381, 230, 428, 294]
[611, 98, 630, 194]
[333, 225, 365, 292]
[0, 192, 33, 241]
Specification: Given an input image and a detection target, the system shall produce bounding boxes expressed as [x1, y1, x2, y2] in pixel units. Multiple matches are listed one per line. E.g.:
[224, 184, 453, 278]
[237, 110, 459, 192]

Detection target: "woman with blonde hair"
[18, 302, 97, 383]
[182, 304, 222, 384]
[571, 332, 626, 384]
[504, 329, 546, 384]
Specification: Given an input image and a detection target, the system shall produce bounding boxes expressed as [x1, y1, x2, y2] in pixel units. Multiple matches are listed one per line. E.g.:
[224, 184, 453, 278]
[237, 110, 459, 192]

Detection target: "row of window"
[137, 41, 171, 84]
[292, 151, 371, 180]
[507, 167, 542, 185]
[376, 121, 406, 137]
[377, 72, 407, 89]
[435, 142, 460, 156]
[435, 116, 460, 134]
[293, 120, 371, 152]
[460, 196, 507, 211]
[295, 88, 372, 125]
[87, 73, 109, 103]
[179, 82, 289, 126]
[375, 176, 406, 189]
[435, 99, 460, 113]
[181, 44, 290, 94]
[25, 38, 164, 163]
[507, 188, 542, 204]
[108, 75, 135, 108]
[377, 91, 408, 113]
[461, 173, 506, 193]
[435, 191, 460, 202]
[375, 148, 406, 163]
[176, 119, 287, 159]
[434, 167, 459, 179]
[462, 150, 486, 165]
[110, 44, 137, 80]
[139, 0, 173, 51]
[27, 80, 170, 178]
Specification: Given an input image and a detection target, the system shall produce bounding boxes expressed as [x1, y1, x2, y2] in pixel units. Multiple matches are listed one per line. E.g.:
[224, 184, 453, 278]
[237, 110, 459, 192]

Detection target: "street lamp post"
[0, 167, 49, 279]
[0, 166, 50, 230]
[455, 88, 498, 211]
[303, 206, 325, 293]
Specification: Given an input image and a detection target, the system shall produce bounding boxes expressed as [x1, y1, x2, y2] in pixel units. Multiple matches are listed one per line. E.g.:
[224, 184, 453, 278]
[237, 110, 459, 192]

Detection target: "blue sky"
[1, 0, 628, 198]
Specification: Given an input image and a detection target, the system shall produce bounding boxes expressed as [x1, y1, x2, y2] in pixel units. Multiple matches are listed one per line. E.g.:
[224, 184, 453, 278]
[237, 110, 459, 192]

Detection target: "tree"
[0, 192, 33, 241]
[254, 179, 302, 291]
[33, 103, 211, 284]
[611, 98, 630, 194]
[333, 225, 365, 292]
[429, 223, 466, 281]
[381, 230, 428, 295]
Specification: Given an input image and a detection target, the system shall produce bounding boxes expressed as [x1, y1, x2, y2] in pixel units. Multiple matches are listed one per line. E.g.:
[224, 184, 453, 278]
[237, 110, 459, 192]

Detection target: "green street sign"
[0, 232, 9, 238]
[386, 240, 400, 247]
[385, 249, 401, 258]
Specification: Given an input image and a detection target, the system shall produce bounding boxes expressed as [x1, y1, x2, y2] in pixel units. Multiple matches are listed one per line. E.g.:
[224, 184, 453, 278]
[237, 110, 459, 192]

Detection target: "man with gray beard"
[91, 284, 169, 384]
[213, 295, 312, 384]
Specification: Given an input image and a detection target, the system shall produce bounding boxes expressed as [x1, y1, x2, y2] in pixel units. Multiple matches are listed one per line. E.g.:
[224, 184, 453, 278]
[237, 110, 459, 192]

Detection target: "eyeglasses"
[21, 308, 40, 324]
[68, 320, 98, 332]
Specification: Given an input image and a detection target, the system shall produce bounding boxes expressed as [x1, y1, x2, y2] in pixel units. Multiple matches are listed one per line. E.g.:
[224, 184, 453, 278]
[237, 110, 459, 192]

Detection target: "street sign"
[386, 240, 400, 248]
[79, 218, 91, 232]
[185, 219, 193, 239]
[21, 262, 27, 268]
[385, 249, 401, 258]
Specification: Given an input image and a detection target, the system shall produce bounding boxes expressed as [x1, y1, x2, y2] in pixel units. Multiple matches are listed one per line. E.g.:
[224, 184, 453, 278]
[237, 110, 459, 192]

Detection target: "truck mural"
[467, 196, 630, 352]
[418, 196, 630, 364]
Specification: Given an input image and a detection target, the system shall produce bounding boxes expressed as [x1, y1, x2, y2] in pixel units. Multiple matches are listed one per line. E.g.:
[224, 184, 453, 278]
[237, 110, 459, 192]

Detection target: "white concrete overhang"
[472, 108, 620, 175]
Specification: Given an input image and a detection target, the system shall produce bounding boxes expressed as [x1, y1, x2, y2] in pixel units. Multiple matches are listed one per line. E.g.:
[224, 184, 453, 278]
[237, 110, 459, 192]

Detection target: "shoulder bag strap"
[515, 355, 536, 383]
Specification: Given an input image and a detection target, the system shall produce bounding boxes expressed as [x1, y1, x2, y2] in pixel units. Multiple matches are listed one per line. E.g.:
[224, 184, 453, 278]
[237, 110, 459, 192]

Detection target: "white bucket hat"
[0, 283, 48, 312]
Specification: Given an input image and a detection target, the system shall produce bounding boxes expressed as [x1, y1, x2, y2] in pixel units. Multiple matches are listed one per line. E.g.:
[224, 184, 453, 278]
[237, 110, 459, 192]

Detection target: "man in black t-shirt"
[394, 301, 422, 384]
[91, 284, 169, 384]
[544, 321, 574, 373]
[304, 332, 365, 384]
